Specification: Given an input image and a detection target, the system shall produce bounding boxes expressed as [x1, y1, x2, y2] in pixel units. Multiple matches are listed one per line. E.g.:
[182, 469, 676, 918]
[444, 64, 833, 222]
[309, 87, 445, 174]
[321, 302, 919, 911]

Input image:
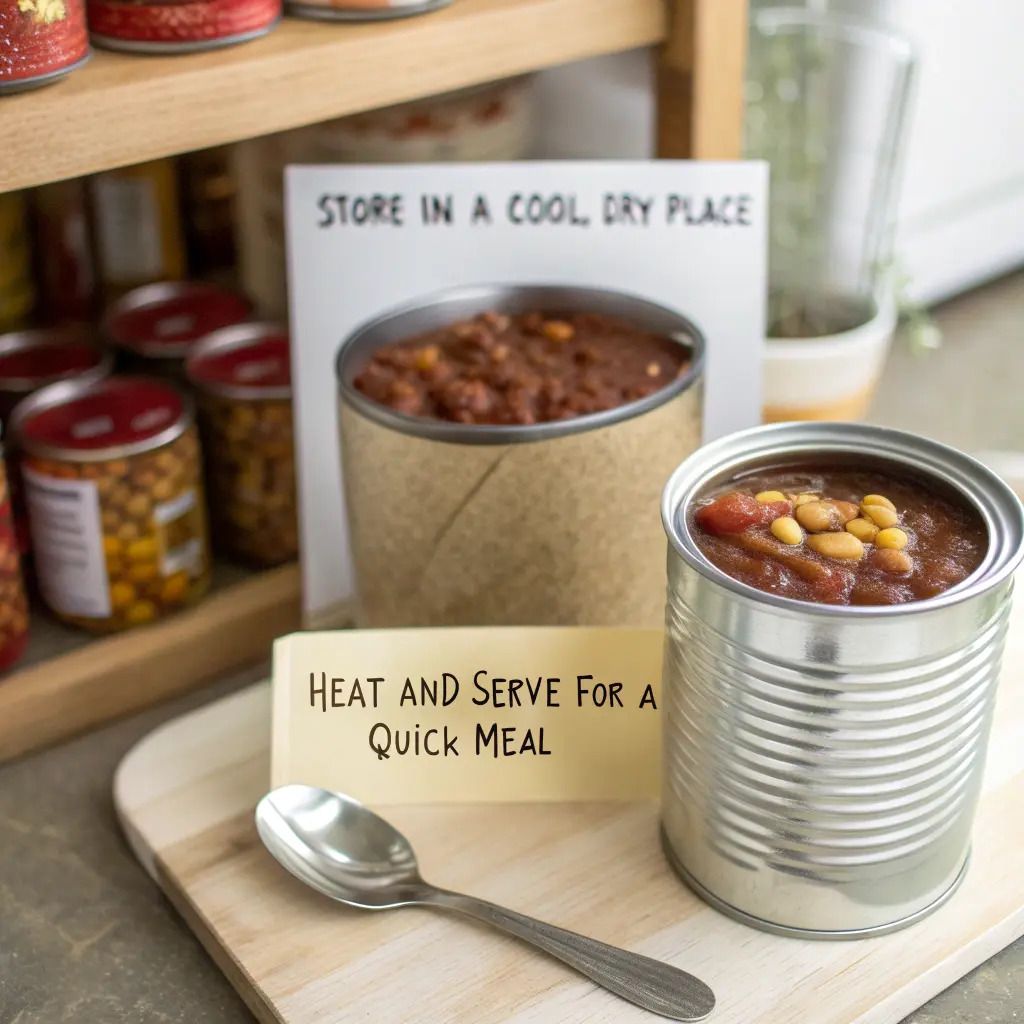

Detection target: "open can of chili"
[0, 326, 113, 559]
[335, 283, 705, 629]
[186, 323, 297, 568]
[659, 421, 1024, 938]
[10, 375, 212, 633]
[104, 281, 253, 384]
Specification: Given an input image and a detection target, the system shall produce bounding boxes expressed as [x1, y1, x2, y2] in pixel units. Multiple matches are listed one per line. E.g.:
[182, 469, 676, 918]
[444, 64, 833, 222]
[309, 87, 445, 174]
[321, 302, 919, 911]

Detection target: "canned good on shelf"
[186, 323, 297, 568]
[180, 146, 239, 283]
[0, 437, 29, 673]
[87, 0, 280, 53]
[0, 326, 113, 558]
[0, 193, 37, 333]
[10, 375, 212, 634]
[89, 160, 188, 299]
[0, 0, 90, 95]
[104, 280, 254, 383]
[287, 0, 451, 22]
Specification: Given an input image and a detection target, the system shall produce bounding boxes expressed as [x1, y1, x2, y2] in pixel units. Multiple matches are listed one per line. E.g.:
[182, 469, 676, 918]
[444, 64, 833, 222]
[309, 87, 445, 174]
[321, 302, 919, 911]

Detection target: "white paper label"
[23, 469, 110, 618]
[91, 175, 163, 283]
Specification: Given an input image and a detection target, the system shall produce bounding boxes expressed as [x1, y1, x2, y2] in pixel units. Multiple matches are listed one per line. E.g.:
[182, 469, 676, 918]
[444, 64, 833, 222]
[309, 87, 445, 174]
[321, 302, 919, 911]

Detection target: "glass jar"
[186, 323, 297, 567]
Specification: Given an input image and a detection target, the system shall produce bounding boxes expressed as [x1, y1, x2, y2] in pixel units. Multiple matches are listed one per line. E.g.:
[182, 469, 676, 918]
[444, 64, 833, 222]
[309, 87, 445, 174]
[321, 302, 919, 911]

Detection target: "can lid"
[105, 281, 253, 360]
[186, 324, 290, 400]
[11, 375, 192, 462]
[0, 328, 110, 393]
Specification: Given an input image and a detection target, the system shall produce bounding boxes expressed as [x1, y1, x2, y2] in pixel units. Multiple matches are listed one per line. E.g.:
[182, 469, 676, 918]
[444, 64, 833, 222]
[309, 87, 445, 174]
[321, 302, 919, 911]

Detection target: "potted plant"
[745, 6, 931, 423]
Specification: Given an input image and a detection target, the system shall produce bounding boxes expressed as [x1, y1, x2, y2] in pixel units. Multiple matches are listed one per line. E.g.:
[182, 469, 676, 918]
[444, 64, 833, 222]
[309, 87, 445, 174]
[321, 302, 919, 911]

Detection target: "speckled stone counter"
[2, 272, 1024, 1024]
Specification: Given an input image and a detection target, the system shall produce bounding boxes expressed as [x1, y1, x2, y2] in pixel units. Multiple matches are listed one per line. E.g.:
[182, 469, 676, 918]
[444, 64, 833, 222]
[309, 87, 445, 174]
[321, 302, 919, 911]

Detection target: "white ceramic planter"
[763, 292, 898, 423]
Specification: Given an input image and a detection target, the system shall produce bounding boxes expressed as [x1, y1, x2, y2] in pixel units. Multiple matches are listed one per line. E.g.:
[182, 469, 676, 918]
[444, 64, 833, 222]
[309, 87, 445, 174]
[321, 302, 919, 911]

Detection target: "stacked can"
[0, 0, 90, 94]
[104, 281, 253, 384]
[186, 324, 297, 568]
[0, 326, 113, 559]
[10, 375, 212, 634]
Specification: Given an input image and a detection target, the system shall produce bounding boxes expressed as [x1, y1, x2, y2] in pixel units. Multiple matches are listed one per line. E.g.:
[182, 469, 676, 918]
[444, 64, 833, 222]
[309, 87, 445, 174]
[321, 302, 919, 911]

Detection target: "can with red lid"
[0, 0, 90, 94]
[0, 443, 29, 673]
[9, 374, 212, 633]
[186, 323, 296, 568]
[104, 281, 253, 384]
[0, 326, 113, 559]
[87, 0, 280, 53]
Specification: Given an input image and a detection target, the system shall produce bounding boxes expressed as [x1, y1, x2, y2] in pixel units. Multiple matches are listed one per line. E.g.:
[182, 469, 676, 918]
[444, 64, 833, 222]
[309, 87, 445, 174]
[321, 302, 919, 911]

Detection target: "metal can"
[0, 193, 36, 333]
[0, 0, 90, 94]
[87, 0, 280, 52]
[0, 436, 29, 672]
[31, 178, 98, 326]
[88, 160, 187, 300]
[287, 0, 450, 22]
[104, 281, 253, 383]
[186, 323, 297, 568]
[658, 421, 1024, 939]
[0, 326, 113, 558]
[335, 284, 704, 629]
[10, 375, 212, 634]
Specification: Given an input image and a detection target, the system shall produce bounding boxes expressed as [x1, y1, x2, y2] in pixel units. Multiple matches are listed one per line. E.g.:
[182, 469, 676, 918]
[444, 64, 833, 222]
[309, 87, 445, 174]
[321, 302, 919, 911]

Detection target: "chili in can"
[186, 323, 297, 568]
[87, 0, 280, 52]
[105, 280, 253, 383]
[0, 0, 89, 94]
[89, 160, 187, 300]
[10, 375, 212, 634]
[0, 193, 36, 333]
[31, 178, 98, 326]
[0, 326, 113, 557]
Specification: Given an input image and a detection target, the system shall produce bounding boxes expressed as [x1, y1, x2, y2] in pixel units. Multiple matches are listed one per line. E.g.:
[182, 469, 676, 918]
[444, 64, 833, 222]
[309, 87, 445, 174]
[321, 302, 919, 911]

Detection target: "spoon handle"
[422, 888, 715, 1022]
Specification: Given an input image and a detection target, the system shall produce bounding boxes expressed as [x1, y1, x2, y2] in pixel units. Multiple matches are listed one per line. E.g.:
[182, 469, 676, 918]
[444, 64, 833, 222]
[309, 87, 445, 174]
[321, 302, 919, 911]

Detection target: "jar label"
[22, 469, 110, 618]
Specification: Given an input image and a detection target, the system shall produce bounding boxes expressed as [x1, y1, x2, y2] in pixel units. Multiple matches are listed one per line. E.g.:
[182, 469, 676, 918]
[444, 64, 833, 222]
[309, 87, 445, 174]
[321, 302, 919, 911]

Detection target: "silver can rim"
[0, 327, 113, 395]
[185, 322, 291, 402]
[8, 374, 195, 463]
[102, 280, 254, 360]
[661, 420, 1024, 618]
[335, 282, 706, 446]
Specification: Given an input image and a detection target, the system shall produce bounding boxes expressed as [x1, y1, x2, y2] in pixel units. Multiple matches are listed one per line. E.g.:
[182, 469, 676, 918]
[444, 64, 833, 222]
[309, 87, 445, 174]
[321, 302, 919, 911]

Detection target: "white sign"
[285, 160, 768, 625]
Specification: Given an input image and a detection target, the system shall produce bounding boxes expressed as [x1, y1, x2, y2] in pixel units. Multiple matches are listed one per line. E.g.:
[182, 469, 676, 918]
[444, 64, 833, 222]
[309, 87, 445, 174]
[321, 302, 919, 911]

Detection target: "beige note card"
[271, 627, 665, 804]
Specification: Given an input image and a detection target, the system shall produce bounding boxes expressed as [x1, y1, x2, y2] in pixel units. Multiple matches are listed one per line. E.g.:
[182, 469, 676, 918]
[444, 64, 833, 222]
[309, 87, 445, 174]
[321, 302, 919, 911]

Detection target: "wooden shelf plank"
[0, 0, 666, 193]
[0, 562, 301, 764]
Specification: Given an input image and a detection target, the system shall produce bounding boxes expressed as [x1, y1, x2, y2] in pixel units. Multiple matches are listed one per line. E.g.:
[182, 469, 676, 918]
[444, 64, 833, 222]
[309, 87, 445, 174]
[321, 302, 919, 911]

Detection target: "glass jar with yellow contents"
[9, 375, 211, 633]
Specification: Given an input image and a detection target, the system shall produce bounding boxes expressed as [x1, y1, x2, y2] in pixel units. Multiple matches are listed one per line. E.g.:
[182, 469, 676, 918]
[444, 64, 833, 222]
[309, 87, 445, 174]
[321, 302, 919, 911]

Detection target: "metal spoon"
[255, 784, 715, 1022]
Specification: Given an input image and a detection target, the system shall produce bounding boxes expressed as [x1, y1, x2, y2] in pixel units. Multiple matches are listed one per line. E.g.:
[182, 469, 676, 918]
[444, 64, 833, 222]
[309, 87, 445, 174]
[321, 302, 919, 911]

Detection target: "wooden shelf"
[0, 0, 666, 193]
[0, 561, 301, 764]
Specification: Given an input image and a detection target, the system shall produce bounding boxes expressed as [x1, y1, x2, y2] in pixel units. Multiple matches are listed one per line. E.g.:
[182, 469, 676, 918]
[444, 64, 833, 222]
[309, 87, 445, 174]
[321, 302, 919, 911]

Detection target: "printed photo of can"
[287, 0, 450, 22]
[659, 421, 1024, 938]
[104, 280, 253, 384]
[87, 0, 280, 52]
[335, 283, 705, 630]
[10, 375, 212, 634]
[0, 0, 90, 94]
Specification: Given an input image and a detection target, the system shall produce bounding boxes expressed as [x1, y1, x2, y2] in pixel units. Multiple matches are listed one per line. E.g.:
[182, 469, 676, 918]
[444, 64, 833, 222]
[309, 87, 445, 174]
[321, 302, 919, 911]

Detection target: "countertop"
[2, 271, 1024, 1024]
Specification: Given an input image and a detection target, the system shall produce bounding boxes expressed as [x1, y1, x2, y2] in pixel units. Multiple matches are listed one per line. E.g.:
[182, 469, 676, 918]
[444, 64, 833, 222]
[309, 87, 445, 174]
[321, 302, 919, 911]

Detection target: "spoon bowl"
[255, 784, 716, 1022]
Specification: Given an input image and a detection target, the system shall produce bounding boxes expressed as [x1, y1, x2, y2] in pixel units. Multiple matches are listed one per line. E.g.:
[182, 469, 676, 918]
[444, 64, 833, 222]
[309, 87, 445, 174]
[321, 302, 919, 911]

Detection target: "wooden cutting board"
[114, 589, 1024, 1024]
